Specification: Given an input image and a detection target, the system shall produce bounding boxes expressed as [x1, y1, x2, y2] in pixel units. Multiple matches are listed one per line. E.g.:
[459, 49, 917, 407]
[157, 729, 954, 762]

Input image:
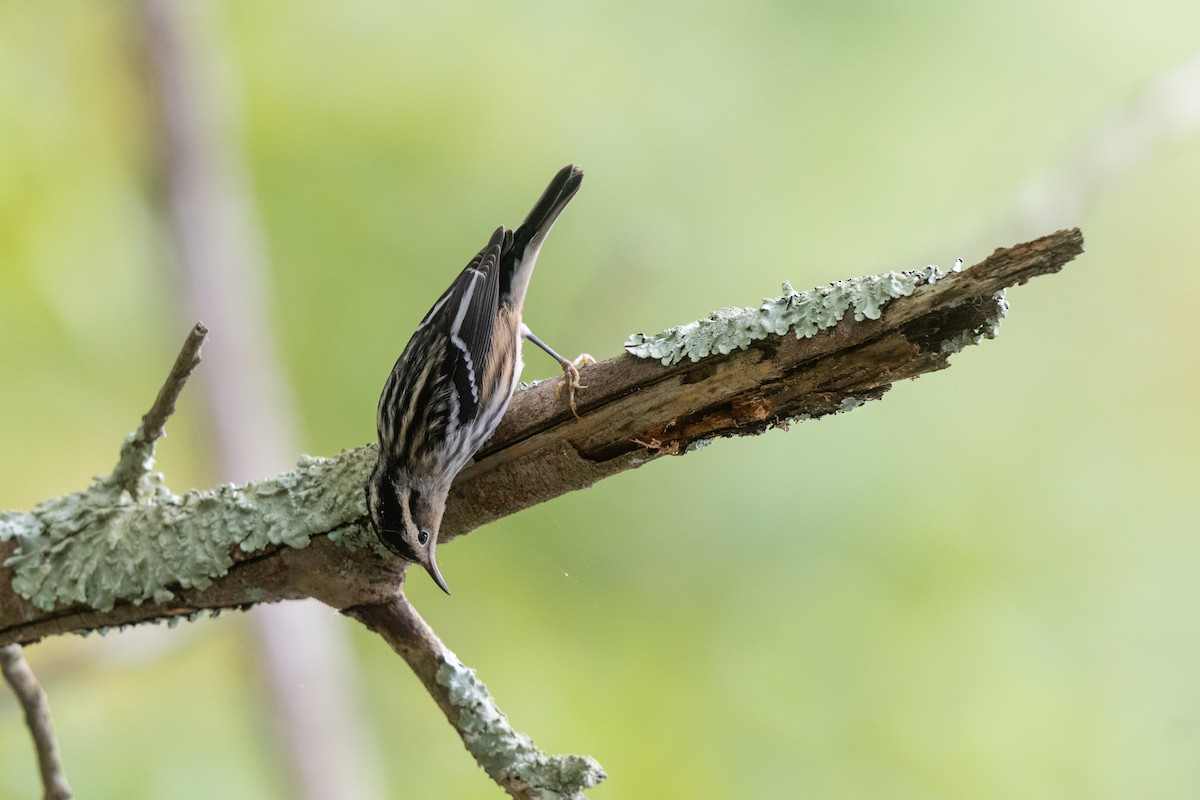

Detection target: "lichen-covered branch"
[0, 445, 400, 643]
[347, 596, 606, 798]
[0, 228, 1084, 646]
[440, 227, 1083, 536]
[1, 644, 73, 800]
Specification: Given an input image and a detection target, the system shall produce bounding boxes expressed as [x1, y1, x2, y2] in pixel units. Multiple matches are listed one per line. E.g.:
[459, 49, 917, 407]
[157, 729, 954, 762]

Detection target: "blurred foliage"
[3, 1, 1200, 798]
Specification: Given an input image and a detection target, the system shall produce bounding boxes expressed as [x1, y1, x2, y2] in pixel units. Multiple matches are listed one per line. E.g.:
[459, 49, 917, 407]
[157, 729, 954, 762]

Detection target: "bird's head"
[366, 461, 452, 594]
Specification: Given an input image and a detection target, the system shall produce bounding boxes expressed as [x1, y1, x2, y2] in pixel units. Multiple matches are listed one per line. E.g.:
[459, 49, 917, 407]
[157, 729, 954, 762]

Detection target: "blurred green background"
[3, 1, 1200, 798]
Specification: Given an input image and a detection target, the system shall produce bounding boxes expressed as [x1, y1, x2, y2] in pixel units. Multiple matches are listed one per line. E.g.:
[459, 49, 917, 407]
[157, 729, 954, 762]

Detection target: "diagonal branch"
[346, 596, 606, 798]
[440, 227, 1083, 537]
[0, 228, 1084, 646]
[1, 644, 73, 800]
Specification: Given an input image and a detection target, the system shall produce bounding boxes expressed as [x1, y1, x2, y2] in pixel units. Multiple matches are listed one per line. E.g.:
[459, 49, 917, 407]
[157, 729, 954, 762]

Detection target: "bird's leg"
[521, 324, 594, 418]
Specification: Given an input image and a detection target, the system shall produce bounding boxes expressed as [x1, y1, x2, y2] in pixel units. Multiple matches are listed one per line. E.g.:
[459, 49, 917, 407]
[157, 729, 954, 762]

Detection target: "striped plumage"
[367, 165, 584, 593]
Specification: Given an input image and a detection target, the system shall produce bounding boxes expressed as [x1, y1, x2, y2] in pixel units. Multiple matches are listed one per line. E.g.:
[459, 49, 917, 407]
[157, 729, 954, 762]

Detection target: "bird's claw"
[555, 353, 595, 418]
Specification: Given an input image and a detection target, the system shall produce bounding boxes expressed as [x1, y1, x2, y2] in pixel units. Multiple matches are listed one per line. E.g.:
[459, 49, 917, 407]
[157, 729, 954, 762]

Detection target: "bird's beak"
[424, 549, 451, 595]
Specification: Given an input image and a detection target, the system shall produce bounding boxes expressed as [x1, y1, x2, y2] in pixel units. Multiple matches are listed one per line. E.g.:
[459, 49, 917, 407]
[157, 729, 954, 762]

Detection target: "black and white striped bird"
[366, 165, 588, 593]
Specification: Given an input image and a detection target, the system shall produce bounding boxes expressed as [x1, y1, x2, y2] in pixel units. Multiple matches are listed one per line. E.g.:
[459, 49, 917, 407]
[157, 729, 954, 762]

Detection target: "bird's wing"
[437, 226, 503, 425]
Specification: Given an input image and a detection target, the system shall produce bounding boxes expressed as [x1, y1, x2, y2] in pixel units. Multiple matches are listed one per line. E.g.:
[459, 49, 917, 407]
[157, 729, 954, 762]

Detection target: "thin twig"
[108, 322, 208, 497]
[137, 322, 208, 452]
[1, 644, 73, 800]
[345, 596, 606, 799]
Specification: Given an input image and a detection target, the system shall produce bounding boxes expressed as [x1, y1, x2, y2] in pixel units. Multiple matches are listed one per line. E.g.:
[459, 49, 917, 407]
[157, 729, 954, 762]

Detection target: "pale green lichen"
[437, 651, 605, 798]
[838, 397, 864, 413]
[940, 289, 1009, 354]
[0, 445, 378, 614]
[625, 264, 950, 365]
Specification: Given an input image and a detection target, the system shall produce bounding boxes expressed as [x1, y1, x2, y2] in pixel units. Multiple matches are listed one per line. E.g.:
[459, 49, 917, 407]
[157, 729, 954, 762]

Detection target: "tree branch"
[0, 228, 1084, 646]
[1, 644, 73, 800]
[108, 323, 207, 498]
[346, 596, 606, 798]
[441, 227, 1082, 537]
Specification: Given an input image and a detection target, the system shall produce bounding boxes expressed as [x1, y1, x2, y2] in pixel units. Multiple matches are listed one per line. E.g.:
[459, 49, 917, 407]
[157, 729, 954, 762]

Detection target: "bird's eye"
[417, 530, 429, 545]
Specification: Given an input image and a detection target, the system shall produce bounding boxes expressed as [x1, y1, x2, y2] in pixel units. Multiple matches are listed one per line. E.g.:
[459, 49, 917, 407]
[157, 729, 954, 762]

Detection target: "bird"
[366, 165, 588, 594]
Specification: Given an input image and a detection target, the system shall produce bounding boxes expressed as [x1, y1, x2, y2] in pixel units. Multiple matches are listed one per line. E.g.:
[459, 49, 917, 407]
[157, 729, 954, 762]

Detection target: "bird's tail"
[501, 165, 583, 306]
